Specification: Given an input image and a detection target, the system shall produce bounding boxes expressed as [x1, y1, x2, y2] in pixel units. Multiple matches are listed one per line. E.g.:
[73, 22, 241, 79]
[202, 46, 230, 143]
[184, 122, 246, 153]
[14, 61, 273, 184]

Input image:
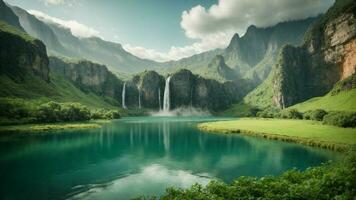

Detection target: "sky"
[5, 0, 334, 62]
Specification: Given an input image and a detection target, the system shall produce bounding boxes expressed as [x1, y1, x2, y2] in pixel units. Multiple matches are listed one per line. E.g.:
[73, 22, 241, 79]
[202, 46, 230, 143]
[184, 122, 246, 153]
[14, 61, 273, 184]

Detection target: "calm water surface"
[0, 117, 340, 200]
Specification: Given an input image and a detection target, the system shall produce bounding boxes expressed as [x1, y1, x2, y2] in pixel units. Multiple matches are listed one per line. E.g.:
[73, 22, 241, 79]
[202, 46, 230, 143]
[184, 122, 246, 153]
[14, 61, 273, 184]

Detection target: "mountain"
[203, 55, 239, 82]
[0, 20, 118, 109]
[0, 0, 23, 31]
[245, 0, 356, 109]
[10, 6, 67, 56]
[9, 5, 161, 74]
[162, 18, 316, 83]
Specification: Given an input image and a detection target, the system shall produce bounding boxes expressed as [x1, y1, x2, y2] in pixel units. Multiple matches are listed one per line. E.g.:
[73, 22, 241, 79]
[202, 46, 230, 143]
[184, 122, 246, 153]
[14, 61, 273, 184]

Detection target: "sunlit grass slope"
[198, 118, 356, 150]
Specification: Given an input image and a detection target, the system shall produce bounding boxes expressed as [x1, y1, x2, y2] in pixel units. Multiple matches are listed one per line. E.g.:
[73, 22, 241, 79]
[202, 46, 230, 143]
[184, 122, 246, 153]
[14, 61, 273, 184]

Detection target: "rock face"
[126, 69, 241, 111]
[272, 0, 356, 108]
[167, 69, 241, 111]
[0, 21, 49, 82]
[49, 57, 122, 101]
[131, 71, 165, 108]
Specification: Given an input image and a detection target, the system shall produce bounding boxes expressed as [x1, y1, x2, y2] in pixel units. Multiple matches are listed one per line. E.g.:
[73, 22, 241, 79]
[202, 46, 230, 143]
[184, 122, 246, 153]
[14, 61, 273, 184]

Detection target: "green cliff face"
[272, 0, 356, 108]
[131, 70, 165, 109]
[49, 57, 123, 102]
[0, 21, 49, 82]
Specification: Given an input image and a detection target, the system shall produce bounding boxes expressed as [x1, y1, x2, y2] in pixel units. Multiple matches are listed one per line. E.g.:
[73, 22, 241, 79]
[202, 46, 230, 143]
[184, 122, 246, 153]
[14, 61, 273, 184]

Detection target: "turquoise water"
[0, 117, 340, 200]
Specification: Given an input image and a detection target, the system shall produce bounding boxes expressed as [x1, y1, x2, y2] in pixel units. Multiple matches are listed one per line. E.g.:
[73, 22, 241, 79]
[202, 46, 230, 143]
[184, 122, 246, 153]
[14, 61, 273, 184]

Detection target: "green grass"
[243, 74, 275, 109]
[290, 89, 356, 112]
[198, 118, 356, 151]
[0, 120, 110, 133]
[218, 102, 256, 117]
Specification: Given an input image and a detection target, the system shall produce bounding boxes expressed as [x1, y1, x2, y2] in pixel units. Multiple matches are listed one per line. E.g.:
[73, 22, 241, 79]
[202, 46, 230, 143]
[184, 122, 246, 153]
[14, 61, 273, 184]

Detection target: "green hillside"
[290, 89, 356, 112]
[290, 74, 356, 112]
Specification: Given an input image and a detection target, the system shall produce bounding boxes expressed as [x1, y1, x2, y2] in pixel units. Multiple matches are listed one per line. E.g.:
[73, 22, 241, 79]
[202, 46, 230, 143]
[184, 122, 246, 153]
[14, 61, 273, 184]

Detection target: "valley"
[0, 0, 356, 199]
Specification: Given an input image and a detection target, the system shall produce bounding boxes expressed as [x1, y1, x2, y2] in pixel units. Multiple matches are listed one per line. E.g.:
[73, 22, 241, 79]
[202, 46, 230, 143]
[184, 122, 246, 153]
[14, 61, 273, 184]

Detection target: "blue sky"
[5, 0, 333, 61]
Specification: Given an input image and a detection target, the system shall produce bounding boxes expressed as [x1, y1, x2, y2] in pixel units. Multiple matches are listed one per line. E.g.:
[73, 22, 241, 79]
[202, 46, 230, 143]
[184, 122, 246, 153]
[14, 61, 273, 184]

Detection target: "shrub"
[256, 108, 281, 118]
[323, 111, 356, 128]
[280, 109, 303, 119]
[303, 109, 328, 121]
[35, 101, 62, 122]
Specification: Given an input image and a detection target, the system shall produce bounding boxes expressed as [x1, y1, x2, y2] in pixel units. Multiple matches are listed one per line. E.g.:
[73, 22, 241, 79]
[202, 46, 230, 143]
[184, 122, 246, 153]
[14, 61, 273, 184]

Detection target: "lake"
[0, 116, 340, 200]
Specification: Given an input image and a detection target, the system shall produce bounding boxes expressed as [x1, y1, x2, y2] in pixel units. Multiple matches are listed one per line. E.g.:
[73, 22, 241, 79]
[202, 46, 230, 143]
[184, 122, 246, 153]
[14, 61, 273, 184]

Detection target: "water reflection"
[0, 117, 340, 200]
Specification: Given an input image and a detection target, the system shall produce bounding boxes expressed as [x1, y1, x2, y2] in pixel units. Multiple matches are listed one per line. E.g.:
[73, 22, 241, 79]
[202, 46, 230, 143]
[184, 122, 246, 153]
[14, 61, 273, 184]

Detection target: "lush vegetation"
[0, 121, 106, 133]
[323, 112, 356, 128]
[0, 100, 121, 125]
[136, 147, 356, 200]
[218, 102, 260, 117]
[198, 118, 356, 151]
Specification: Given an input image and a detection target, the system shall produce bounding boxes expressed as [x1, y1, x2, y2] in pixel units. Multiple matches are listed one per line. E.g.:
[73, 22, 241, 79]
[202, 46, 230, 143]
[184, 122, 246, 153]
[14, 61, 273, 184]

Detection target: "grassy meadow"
[198, 118, 356, 151]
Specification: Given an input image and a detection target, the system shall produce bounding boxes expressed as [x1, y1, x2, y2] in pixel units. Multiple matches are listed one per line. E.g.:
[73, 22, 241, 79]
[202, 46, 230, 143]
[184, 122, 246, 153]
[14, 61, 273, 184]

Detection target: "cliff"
[49, 57, 123, 101]
[0, 21, 49, 82]
[272, 0, 356, 108]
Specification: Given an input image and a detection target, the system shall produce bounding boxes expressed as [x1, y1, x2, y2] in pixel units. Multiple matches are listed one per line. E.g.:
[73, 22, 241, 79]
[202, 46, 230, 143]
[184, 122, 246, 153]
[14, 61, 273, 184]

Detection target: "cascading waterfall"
[122, 83, 127, 109]
[158, 88, 162, 110]
[138, 89, 141, 109]
[163, 76, 171, 111]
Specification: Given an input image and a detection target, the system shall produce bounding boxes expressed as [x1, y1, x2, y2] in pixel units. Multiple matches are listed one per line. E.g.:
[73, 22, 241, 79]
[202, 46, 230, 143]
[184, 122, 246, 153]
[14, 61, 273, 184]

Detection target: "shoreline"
[0, 120, 110, 133]
[198, 119, 355, 152]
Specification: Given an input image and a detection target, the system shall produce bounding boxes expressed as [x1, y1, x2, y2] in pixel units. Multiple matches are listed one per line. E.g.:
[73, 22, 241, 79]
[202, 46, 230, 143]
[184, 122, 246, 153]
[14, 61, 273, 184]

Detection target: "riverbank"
[0, 120, 110, 133]
[198, 118, 356, 151]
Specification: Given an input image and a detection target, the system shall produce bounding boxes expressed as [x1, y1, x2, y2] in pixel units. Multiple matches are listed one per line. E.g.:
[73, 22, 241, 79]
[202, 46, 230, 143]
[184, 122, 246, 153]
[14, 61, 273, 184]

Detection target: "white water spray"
[122, 83, 127, 109]
[138, 89, 141, 109]
[163, 76, 171, 111]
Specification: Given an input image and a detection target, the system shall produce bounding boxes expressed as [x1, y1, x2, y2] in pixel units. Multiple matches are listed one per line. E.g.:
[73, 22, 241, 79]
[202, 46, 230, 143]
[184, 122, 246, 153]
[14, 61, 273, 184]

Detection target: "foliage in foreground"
[136, 147, 356, 200]
[0, 100, 120, 125]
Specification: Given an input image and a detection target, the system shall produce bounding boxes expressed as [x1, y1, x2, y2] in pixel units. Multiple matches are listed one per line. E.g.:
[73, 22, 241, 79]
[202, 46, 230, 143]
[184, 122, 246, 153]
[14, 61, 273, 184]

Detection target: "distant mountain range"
[1, 0, 354, 114]
[9, 5, 160, 74]
[161, 17, 316, 84]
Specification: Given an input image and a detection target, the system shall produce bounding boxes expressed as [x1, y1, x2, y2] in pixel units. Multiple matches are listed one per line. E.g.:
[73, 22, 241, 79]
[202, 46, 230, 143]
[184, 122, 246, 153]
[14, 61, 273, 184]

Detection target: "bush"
[256, 108, 281, 118]
[91, 109, 121, 120]
[0, 100, 121, 124]
[303, 109, 328, 121]
[323, 111, 356, 128]
[280, 109, 303, 119]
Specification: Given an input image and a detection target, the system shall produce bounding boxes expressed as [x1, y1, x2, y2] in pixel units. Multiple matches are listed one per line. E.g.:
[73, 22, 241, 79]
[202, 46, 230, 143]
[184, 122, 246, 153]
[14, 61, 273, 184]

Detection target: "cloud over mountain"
[126, 0, 333, 62]
[181, 0, 334, 39]
[28, 10, 99, 38]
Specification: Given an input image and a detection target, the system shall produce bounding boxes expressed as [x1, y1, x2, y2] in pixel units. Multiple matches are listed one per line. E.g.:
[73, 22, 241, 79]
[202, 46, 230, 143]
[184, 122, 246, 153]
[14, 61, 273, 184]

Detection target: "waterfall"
[138, 89, 141, 109]
[163, 76, 171, 111]
[158, 88, 162, 110]
[122, 83, 127, 109]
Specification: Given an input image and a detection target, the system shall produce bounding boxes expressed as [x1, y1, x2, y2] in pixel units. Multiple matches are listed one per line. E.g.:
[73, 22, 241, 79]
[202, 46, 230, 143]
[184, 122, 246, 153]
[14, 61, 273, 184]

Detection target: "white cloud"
[123, 35, 227, 63]
[181, 0, 334, 39]
[28, 10, 100, 38]
[39, 0, 78, 6]
[125, 0, 334, 62]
